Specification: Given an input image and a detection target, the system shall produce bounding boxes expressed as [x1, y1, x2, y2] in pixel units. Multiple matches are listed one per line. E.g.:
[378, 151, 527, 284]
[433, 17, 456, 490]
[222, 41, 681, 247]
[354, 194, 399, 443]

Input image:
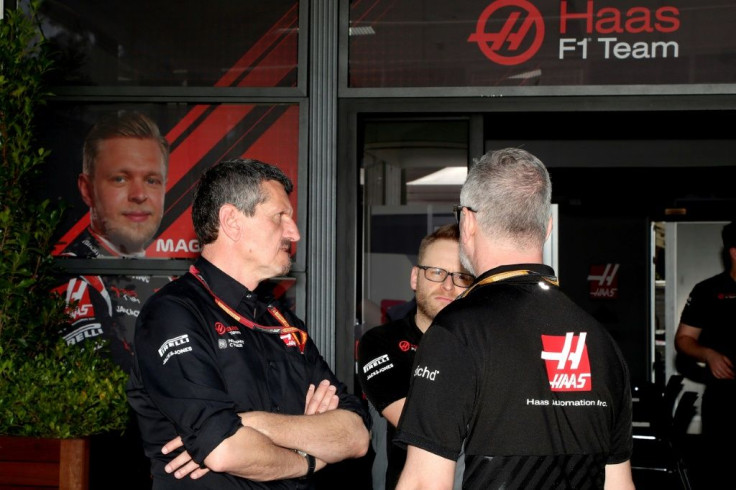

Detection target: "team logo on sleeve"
[540, 332, 591, 391]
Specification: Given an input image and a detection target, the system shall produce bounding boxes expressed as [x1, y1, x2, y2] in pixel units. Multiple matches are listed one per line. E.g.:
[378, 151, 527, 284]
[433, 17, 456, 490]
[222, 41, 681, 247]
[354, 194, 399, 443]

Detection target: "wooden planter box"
[0, 436, 89, 490]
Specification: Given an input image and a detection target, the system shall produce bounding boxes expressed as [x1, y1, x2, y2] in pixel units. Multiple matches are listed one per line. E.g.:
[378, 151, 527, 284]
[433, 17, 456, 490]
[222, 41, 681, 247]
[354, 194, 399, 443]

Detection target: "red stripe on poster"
[239, 105, 299, 221]
[165, 105, 210, 145]
[53, 214, 90, 256]
[216, 4, 298, 88]
[166, 105, 254, 186]
[237, 34, 298, 87]
[352, 0, 397, 25]
[241, 107, 299, 187]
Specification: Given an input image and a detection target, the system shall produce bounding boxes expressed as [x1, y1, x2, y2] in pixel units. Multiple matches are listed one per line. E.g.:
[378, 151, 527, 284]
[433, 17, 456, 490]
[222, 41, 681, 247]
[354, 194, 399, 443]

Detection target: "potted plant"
[0, 2, 129, 488]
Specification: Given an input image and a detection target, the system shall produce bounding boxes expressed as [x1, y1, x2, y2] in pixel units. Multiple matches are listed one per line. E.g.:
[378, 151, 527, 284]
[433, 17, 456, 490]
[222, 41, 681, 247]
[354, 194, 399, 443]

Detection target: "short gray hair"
[192, 158, 293, 246]
[460, 147, 551, 249]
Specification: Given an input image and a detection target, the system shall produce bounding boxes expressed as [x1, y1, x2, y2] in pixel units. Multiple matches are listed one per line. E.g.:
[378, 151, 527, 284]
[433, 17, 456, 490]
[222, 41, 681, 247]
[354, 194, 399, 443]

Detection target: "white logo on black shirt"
[158, 335, 190, 357]
[413, 365, 440, 380]
[363, 354, 390, 373]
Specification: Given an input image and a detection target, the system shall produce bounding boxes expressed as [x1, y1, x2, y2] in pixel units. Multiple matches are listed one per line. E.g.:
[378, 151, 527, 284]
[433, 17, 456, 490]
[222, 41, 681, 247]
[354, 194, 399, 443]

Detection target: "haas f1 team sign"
[348, 0, 734, 88]
[468, 0, 680, 66]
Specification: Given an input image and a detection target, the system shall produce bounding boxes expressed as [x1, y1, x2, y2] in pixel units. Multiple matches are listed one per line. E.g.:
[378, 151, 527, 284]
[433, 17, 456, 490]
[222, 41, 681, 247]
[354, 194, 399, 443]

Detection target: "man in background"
[127, 158, 370, 488]
[675, 220, 736, 489]
[395, 147, 635, 490]
[53, 110, 171, 489]
[55, 110, 171, 372]
[358, 223, 472, 490]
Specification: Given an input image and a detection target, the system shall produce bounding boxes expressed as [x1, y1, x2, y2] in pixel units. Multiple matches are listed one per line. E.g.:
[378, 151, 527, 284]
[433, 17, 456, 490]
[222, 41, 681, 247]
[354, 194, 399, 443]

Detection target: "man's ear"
[461, 208, 476, 242]
[459, 209, 477, 262]
[218, 204, 242, 241]
[78, 173, 93, 207]
[410, 266, 419, 291]
[545, 215, 553, 242]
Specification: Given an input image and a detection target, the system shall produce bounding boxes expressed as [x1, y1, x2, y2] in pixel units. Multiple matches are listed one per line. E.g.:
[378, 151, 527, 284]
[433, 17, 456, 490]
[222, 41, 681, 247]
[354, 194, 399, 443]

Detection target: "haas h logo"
[468, 0, 544, 66]
[541, 332, 592, 392]
[588, 263, 619, 299]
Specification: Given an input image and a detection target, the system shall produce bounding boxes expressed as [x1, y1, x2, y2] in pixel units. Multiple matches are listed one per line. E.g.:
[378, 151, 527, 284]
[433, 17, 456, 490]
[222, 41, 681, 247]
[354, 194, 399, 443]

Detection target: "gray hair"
[460, 147, 551, 250]
[192, 158, 293, 245]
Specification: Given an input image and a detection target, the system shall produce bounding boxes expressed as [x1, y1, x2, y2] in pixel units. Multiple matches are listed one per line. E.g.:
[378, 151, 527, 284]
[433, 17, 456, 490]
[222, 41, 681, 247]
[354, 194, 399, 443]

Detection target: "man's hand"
[305, 379, 339, 414]
[162, 436, 210, 480]
[300, 380, 339, 472]
[705, 350, 735, 379]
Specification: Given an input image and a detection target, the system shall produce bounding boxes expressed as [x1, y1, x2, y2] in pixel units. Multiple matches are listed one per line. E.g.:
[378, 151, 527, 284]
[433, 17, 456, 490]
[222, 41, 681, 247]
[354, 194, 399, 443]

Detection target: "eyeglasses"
[453, 205, 477, 223]
[416, 265, 475, 288]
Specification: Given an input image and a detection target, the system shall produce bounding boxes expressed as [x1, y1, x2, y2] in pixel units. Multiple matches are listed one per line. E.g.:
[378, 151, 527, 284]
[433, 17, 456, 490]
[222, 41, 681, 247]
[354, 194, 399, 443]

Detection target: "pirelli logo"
[363, 354, 390, 373]
[158, 335, 190, 357]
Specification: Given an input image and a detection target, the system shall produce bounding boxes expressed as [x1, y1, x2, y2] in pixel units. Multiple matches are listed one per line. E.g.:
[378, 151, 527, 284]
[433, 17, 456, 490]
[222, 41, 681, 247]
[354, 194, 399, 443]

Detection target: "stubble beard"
[94, 210, 160, 255]
[278, 256, 293, 277]
[108, 224, 157, 254]
[415, 284, 442, 324]
[277, 240, 294, 276]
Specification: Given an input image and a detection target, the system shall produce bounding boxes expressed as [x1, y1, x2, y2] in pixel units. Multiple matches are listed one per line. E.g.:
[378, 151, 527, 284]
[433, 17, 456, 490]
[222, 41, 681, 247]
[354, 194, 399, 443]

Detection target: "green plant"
[0, 342, 128, 438]
[0, 0, 128, 438]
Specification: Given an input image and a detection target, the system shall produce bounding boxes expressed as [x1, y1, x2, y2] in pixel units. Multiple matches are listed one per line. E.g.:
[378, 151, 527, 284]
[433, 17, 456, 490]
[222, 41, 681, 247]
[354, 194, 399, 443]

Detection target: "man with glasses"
[357, 223, 473, 490]
[394, 148, 634, 490]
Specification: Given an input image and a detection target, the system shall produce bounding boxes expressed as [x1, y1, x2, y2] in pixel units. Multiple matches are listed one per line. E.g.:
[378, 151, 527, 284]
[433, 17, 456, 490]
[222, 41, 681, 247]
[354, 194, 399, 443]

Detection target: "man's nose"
[284, 217, 301, 242]
[441, 275, 455, 290]
[129, 180, 147, 203]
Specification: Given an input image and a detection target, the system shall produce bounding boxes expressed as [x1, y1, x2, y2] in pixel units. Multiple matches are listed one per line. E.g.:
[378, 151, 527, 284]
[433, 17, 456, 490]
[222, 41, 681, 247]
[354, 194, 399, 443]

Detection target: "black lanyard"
[189, 265, 308, 354]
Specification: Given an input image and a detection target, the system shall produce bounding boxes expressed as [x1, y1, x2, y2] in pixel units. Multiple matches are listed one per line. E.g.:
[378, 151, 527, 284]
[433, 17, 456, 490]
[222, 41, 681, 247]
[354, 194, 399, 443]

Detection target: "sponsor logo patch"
[413, 364, 440, 381]
[158, 334, 192, 364]
[398, 340, 417, 352]
[280, 333, 297, 348]
[363, 354, 390, 373]
[63, 323, 103, 345]
[363, 354, 395, 380]
[541, 332, 592, 391]
[115, 305, 140, 317]
[214, 322, 241, 335]
[109, 285, 140, 303]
